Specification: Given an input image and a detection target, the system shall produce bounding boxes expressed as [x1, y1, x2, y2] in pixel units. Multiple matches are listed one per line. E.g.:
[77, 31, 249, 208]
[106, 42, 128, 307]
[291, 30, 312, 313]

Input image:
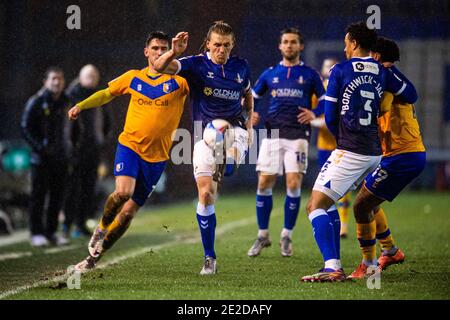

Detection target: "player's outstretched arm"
[154, 32, 189, 75]
[68, 88, 115, 120]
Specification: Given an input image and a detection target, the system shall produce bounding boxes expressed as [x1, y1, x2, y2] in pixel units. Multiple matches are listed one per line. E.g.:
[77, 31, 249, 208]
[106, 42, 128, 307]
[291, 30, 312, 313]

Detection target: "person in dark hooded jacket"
[21, 66, 71, 247]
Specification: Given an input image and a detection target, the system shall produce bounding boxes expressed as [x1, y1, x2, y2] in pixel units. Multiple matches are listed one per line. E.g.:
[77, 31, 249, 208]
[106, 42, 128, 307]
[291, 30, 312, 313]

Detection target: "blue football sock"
[224, 157, 235, 176]
[309, 209, 337, 262]
[284, 189, 301, 230]
[256, 189, 273, 230]
[196, 203, 217, 259]
[327, 205, 341, 259]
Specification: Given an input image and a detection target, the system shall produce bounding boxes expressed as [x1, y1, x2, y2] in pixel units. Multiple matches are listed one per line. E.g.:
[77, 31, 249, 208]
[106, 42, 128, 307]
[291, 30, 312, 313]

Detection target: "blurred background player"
[310, 58, 352, 238]
[70, 31, 189, 271]
[348, 37, 426, 278]
[154, 21, 253, 275]
[62, 64, 111, 240]
[21, 66, 71, 247]
[247, 27, 326, 258]
[302, 22, 417, 282]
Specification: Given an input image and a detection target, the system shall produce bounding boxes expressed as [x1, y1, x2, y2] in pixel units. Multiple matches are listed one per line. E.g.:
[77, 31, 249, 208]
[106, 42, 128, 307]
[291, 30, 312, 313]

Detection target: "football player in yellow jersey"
[310, 58, 352, 238]
[348, 37, 426, 278]
[67, 31, 190, 272]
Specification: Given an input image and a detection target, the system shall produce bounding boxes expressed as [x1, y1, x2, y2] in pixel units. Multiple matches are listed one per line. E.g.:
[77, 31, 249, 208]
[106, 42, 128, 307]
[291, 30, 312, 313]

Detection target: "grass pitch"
[0, 191, 449, 300]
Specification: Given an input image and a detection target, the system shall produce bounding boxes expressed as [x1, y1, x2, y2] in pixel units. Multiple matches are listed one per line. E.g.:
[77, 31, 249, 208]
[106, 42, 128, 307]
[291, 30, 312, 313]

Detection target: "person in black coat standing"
[21, 66, 71, 247]
[63, 64, 110, 238]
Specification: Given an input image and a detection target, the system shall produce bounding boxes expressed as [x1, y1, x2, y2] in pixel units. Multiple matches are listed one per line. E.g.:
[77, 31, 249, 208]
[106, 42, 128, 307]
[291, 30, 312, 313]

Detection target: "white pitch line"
[0, 252, 33, 262]
[43, 244, 82, 255]
[0, 231, 29, 248]
[0, 212, 280, 300]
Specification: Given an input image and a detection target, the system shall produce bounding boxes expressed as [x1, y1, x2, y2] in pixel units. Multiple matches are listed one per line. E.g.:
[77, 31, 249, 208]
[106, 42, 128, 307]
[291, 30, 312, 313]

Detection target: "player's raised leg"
[90, 175, 136, 258]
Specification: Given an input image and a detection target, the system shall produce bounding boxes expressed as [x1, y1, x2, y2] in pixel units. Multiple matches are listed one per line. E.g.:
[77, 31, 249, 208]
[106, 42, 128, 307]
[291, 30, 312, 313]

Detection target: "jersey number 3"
[359, 90, 375, 126]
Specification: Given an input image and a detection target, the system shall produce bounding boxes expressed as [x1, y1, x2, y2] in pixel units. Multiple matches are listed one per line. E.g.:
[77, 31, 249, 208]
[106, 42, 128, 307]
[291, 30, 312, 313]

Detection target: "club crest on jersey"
[235, 73, 243, 83]
[298, 76, 304, 84]
[116, 162, 124, 172]
[163, 82, 172, 93]
[204, 87, 213, 96]
[207, 72, 214, 79]
[272, 77, 279, 84]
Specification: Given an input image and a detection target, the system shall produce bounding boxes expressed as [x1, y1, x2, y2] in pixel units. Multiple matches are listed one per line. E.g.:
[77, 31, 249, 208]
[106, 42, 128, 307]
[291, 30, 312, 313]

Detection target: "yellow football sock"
[374, 207, 396, 252]
[356, 220, 377, 264]
[103, 213, 133, 252]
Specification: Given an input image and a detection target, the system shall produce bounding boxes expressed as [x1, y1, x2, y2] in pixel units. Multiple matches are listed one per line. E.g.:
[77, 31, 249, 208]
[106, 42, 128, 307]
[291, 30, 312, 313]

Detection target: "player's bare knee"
[286, 175, 301, 191]
[353, 200, 371, 223]
[113, 191, 132, 204]
[199, 190, 214, 204]
[306, 197, 316, 215]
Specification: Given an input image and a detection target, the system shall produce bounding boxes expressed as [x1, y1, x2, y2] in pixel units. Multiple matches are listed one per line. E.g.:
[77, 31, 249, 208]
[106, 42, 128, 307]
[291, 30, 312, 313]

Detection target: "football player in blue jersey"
[247, 28, 326, 258]
[154, 21, 253, 275]
[301, 22, 417, 282]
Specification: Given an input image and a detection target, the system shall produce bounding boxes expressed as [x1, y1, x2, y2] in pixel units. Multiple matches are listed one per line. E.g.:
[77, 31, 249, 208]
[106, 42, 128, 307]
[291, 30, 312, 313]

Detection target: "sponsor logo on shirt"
[352, 61, 380, 75]
[270, 88, 304, 98]
[203, 87, 240, 100]
[136, 98, 169, 107]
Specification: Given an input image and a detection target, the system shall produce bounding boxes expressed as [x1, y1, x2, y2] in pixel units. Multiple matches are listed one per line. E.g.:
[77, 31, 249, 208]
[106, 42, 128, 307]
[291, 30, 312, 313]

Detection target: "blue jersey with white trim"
[176, 52, 251, 128]
[252, 62, 325, 140]
[325, 57, 414, 156]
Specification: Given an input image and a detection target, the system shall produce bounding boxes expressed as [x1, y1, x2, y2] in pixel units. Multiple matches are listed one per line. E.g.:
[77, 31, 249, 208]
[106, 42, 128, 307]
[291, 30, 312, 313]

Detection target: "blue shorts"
[317, 149, 332, 168]
[114, 143, 166, 207]
[365, 152, 426, 202]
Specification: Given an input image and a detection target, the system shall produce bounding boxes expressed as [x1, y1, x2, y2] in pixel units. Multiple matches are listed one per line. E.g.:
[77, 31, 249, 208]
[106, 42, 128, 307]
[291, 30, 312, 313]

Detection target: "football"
[203, 119, 232, 148]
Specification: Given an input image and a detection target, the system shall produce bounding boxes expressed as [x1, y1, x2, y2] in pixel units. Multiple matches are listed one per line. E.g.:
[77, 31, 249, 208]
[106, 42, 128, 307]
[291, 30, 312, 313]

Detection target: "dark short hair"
[373, 37, 400, 63]
[345, 21, 378, 51]
[44, 66, 64, 80]
[145, 31, 170, 47]
[280, 27, 304, 44]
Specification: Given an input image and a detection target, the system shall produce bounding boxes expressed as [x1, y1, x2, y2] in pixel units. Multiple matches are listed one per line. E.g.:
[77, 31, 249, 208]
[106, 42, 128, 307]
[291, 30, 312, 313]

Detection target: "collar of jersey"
[206, 51, 229, 66]
[354, 56, 372, 60]
[279, 61, 304, 67]
[147, 73, 162, 80]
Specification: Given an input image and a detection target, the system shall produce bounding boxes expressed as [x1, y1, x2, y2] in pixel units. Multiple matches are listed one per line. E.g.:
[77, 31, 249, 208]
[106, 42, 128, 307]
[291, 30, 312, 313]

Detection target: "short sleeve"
[252, 69, 270, 98]
[325, 64, 341, 103]
[385, 68, 405, 96]
[312, 70, 326, 98]
[243, 62, 251, 92]
[176, 56, 195, 78]
[108, 70, 136, 96]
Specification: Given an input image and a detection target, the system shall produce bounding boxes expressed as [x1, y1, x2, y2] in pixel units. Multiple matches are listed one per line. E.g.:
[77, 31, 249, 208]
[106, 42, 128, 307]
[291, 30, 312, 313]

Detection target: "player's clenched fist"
[172, 32, 189, 56]
[68, 105, 81, 120]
